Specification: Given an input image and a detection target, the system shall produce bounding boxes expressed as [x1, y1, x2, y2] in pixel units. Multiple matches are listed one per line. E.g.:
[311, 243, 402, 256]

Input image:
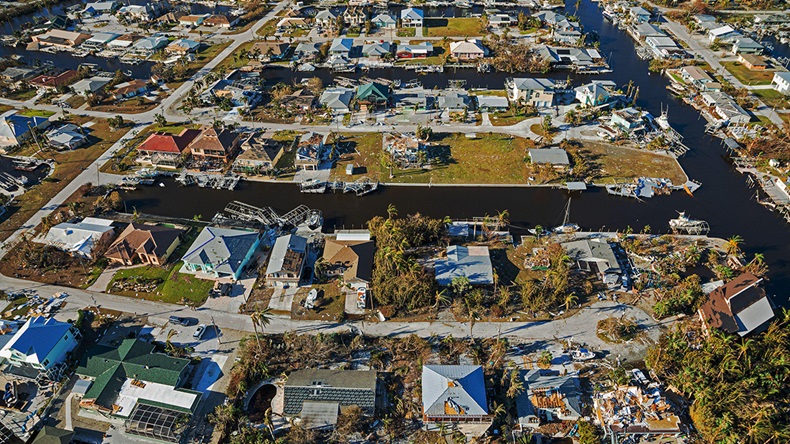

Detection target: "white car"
[193, 324, 207, 339]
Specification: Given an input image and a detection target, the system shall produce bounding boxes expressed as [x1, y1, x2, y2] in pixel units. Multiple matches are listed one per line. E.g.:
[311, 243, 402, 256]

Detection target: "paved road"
[0, 272, 663, 357]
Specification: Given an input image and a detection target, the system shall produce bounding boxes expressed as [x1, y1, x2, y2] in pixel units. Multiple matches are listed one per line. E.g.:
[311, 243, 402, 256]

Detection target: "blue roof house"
[422, 365, 490, 428]
[0, 110, 51, 149]
[0, 316, 80, 373]
[182, 227, 260, 280]
[434, 245, 494, 286]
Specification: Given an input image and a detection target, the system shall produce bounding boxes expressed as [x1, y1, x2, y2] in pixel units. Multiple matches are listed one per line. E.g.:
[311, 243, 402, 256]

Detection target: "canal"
[88, 0, 790, 303]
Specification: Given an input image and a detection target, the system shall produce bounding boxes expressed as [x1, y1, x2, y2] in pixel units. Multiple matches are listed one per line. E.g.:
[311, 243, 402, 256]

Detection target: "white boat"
[553, 198, 580, 234]
[571, 348, 596, 361]
[669, 211, 709, 235]
[307, 210, 323, 229]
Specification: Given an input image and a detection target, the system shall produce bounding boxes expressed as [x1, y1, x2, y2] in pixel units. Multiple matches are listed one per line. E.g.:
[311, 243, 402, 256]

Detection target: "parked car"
[193, 324, 207, 339]
[169, 316, 190, 326]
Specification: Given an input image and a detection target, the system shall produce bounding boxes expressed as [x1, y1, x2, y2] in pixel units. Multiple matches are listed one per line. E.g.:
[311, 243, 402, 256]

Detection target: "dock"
[299, 178, 380, 196]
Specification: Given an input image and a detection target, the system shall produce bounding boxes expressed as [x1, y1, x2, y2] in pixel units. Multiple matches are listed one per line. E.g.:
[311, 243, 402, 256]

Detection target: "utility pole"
[211, 316, 221, 344]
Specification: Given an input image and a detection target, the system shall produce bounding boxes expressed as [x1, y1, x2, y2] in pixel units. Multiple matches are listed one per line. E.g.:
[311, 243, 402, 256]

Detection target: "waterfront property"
[71, 76, 111, 97]
[41, 217, 116, 259]
[0, 316, 80, 379]
[320, 87, 354, 114]
[46, 124, 89, 150]
[283, 369, 379, 429]
[400, 8, 424, 28]
[383, 132, 424, 169]
[0, 110, 51, 149]
[738, 53, 767, 70]
[295, 132, 328, 170]
[265, 234, 308, 288]
[76, 338, 200, 442]
[136, 128, 201, 168]
[32, 29, 91, 49]
[321, 230, 374, 287]
[449, 39, 488, 61]
[595, 383, 682, 436]
[516, 369, 582, 430]
[562, 238, 622, 286]
[422, 365, 490, 431]
[396, 42, 432, 59]
[187, 126, 242, 164]
[698, 273, 775, 337]
[28, 70, 79, 92]
[166, 39, 201, 55]
[529, 148, 570, 170]
[232, 133, 283, 175]
[104, 223, 183, 266]
[772, 71, 790, 94]
[434, 245, 494, 286]
[506, 78, 557, 108]
[182, 226, 260, 280]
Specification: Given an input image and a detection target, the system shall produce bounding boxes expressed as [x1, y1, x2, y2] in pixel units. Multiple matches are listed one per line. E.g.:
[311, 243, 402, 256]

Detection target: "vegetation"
[721, 61, 776, 86]
[108, 261, 214, 305]
[646, 315, 790, 443]
[597, 317, 641, 343]
[652, 274, 705, 319]
[423, 18, 485, 37]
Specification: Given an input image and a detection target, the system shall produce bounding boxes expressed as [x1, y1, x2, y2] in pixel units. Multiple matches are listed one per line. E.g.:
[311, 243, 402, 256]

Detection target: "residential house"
[107, 33, 143, 49]
[738, 53, 767, 70]
[104, 223, 182, 266]
[772, 71, 790, 94]
[629, 6, 651, 24]
[81, 1, 118, 16]
[394, 89, 433, 110]
[422, 365, 490, 429]
[356, 82, 389, 109]
[533, 10, 578, 31]
[529, 148, 570, 170]
[562, 238, 622, 285]
[383, 132, 424, 168]
[32, 29, 91, 48]
[435, 245, 494, 286]
[166, 38, 200, 54]
[680, 65, 716, 89]
[182, 226, 260, 280]
[0, 111, 51, 149]
[631, 23, 665, 40]
[320, 87, 355, 114]
[30, 427, 74, 444]
[731, 37, 764, 55]
[1, 66, 45, 83]
[701, 92, 751, 124]
[29, 70, 79, 92]
[0, 317, 79, 378]
[775, 176, 790, 200]
[708, 25, 740, 44]
[187, 126, 242, 163]
[232, 133, 283, 174]
[400, 8, 423, 27]
[265, 234, 308, 287]
[449, 39, 488, 61]
[754, 14, 790, 28]
[343, 7, 366, 27]
[277, 17, 308, 29]
[111, 79, 148, 100]
[595, 384, 682, 436]
[294, 42, 322, 61]
[489, 14, 515, 29]
[611, 107, 646, 131]
[506, 77, 556, 107]
[251, 41, 290, 61]
[438, 90, 470, 112]
[71, 76, 111, 97]
[205, 14, 236, 28]
[46, 124, 88, 150]
[698, 273, 775, 337]
[75, 339, 200, 442]
[645, 36, 684, 58]
[283, 369, 378, 429]
[322, 230, 374, 287]
[280, 88, 316, 110]
[82, 32, 120, 49]
[396, 42, 432, 59]
[574, 80, 615, 106]
[362, 41, 391, 60]
[135, 128, 200, 167]
[372, 13, 396, 29]
[117, 2, 170, 21]
[516, 369, 582, 430]
[329, 38, 353, 56]
[132, 36, 169, 53]
[314, 9, 337, 29]
[42, 217, 115, 259]
[295, 131, 328, 170]
[475, 95, 508, 112]
[554, 29, 583, 45]
[179, 14, 208, 27]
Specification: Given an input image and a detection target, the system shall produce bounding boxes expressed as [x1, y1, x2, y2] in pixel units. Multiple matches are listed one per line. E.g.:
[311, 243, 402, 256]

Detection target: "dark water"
[121, 0, 790, 305]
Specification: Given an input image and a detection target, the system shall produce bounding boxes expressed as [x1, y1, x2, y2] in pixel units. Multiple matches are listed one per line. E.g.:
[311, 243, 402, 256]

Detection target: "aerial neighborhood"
[0, 0, 787, 443]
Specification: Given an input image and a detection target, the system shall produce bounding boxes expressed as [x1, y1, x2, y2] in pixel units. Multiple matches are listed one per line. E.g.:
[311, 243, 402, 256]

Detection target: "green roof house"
[75, 339, 200, 421]
[355, 82, 390, 109]
[30, 426, 74, 444]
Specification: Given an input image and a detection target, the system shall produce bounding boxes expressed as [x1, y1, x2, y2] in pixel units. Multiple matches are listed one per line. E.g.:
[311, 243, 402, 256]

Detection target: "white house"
[506, 77, 556, 107]
[449, 39, 488, 60]
[0, 316, 80, 375]
[265, 234, 308, 287]
[401, 8, 424, 27]
[772, 72, 790, 95]
[708, 25, 740, 44]
[574, 80, 615, 106]
[314, 9, 337, 29]
[629, 6, 651, 24]
[42, 217, 116, 259]
[731, 37, 764, 55]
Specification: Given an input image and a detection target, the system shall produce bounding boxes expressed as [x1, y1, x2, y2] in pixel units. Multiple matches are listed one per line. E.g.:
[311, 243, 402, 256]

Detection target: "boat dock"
[194, 174, 240, 190]
[299, 178, 380, 196]
[221, 201, 317, 227]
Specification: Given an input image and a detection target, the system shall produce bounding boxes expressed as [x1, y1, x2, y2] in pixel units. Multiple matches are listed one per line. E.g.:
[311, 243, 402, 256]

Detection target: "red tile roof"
[29, 70, 79, 88]
[136, 128, 201, 154]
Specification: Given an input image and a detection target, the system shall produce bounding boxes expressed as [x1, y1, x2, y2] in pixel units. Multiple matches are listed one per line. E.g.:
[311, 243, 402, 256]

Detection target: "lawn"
[583, 141, 687, 185]
[396, 27, 416, 37]
[107, 261, 214, 305]
[18, 109, 55, 118]
[490, 109, 533, 126]
[256, 17, 280, 37]
[291, 283, 346, 321]
[753, 88, 790, 109]
[330, 132, 382, 180]
[215, 41, 255, 72]
[423, 18, 485, 37]
[0, 117, 126, 242]
[722, 61, 777, 86]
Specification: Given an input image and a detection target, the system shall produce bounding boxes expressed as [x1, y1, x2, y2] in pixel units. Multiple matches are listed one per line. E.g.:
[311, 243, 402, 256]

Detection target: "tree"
[564, 292, 578, 311]
[108, 115, 124, 129]
[416, 124, 432, 141]
[306, 76, 323, 94]
[250, 308, 272, 351]
[154, 113, 167, 126]
[725, 235, 744, 257]
[450, 275, 471, 296]
[578, 420, 602, 444]
[537, 350, 552, 368]
[386, 203, 398, 219]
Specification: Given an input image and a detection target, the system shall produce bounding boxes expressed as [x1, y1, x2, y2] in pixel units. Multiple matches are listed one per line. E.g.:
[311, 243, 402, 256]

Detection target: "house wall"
[7, 326, 79, 370]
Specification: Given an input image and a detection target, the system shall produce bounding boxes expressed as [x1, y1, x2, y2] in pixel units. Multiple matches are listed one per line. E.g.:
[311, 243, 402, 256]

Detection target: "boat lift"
[222, 201, 312, 227]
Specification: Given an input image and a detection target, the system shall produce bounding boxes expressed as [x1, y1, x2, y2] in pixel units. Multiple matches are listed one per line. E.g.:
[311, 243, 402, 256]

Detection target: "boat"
[553, 199, 580, 234]
[300, 179, 327, 193]
[307, 210, 323, 229]
[571, 348, 596, 361]
[669, 211, 710, 235]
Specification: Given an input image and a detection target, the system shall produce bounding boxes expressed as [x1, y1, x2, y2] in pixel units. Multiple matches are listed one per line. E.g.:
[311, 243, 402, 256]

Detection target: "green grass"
[490, 110, 532, 126]
[2, 297, 31, 320]
[721, 61, 777, 86]
[256, 17, 280, 37]
[331, 132, 382, 180]
[423, 18, 484, 37]
[396, 27, 416, 37]
[215, 41, 255, 72]
[108, 261, 214, 305]
[18, 109, 55, 118]
[753, 88, 790, 109]
[474, 90, 508, 97]
[6, 89, 37, 101]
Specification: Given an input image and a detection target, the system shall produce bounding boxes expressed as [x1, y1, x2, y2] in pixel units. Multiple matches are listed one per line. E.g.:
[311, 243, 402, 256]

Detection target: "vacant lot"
[107, 261, 214, 305]
[722, 61, 777, 86]
[423, 18, 484, 37]
[753, 88, 790, 110]
[584, 141, 687, 184]
[0, 117, 126, 242]
[330, 132, 382, 180]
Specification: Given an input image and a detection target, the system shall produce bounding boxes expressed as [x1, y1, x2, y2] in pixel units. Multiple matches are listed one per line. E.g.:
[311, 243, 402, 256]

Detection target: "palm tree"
[495, 209, 510, 230]
[725, 235, 744, 257]
[564, 292, 578, 311]
[434, 289, 450, 311]
[386, 203, 398, 219]
[250, 308, 272, 351]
